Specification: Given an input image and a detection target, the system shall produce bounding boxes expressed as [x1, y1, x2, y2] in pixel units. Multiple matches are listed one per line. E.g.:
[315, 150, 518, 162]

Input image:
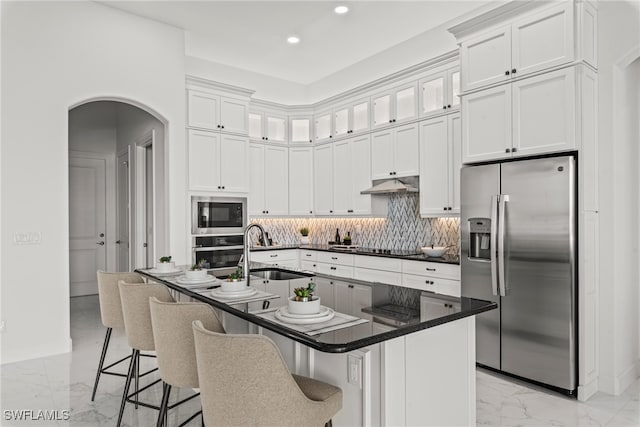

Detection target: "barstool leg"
[91, 327, 112, 401]
[156, 382, 171, 427]
[117, 349, 138, 427]
[134, 351, 140, 409]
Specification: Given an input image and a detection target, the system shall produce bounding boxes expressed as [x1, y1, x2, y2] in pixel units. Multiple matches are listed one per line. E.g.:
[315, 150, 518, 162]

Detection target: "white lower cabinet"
[250, 249, 299, 269]
[419, 113, 461, 216]
[334, 280, 372, 342]
[249, 143, 289, 216]
[402, 259, 460, 297]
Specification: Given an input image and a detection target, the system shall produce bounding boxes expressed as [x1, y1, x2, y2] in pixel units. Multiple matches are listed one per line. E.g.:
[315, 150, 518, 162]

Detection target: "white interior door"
[116, 150, 130, 271]
[145, 145, 154, 267]
[69, 156, 106, 296]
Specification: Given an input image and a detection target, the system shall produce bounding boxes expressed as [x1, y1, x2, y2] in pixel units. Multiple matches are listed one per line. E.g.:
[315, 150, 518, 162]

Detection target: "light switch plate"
[13, 231, 42, 245]
[347, 354, 362, 388]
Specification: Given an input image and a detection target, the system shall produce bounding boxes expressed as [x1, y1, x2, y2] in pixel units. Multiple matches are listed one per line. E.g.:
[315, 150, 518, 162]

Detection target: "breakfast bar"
[138, 267, 496, 426]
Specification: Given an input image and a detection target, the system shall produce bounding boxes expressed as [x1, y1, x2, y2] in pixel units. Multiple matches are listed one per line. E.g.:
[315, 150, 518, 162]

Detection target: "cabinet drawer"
[402, 273, 438, 293]
[299, 250, 317, 262]
[355, 267, 400, 286]
[300, 260, 317, 272]
[317, 251, 355, 266]
[354, 255, 402, 272]
[434, 277, 461, 297]
[316, 262, 354, 279]
[251, 250, 298, 263]
[401, 260, 460, 280]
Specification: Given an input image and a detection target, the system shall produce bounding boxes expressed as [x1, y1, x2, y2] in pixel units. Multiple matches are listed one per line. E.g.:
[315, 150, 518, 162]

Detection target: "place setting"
[207, 268, 258, 300]
[146, 256, 183, 275]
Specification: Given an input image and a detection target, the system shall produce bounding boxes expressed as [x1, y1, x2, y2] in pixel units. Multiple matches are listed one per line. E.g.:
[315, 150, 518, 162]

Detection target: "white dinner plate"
[277, 306, 332, 319]
[209, 287, 257, 299]
[274, 307, 335, 325]
[176, 276, 218, 286]
[147, 267, 183, 275]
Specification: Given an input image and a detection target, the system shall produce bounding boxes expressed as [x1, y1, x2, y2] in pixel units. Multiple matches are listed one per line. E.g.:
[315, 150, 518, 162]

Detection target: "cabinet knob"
[442, 106, 447, 110]
[426, 268, 436, 271]
[443, 207, 448, 211]
[511, 68, 517, 74]
[309, 140, 312, 143]
[217, 124, 221, 128]
[222, 186, 225, 189]
[505, 70, 510, 76]
[392, 119, 396, 123]
[221, 125, 225, 129]
[348, 284, 354, 288]
[309, 210, 313, 214]
[447, 104, 451, 108]
[329, 135, 332, 138]
[265, 137, 268, 140]
[389, 119, 393, 123]
[270, 254, 278, 258]
[347, 209, 353, 213]
[329, 210, 333, 213]
[505, 148, 511, 153]
[512, 147, 517, 153]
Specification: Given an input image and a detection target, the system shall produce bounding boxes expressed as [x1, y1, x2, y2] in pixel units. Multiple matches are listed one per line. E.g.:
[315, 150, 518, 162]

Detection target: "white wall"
[597, 0, 640, 395]
[0, 0, 186, 364]
[69, 102, 117, 154]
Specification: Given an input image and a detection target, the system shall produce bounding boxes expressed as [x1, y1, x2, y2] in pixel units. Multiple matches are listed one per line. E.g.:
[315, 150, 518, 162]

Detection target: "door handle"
[490, 195, 499, 296]
[96, 241, 105, 246]
[498, 195, 509, 296]
[115, 240, 121, 244]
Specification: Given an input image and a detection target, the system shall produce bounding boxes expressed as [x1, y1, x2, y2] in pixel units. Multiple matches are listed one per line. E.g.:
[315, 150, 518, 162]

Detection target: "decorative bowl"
[421, 246, 448, 258]
[157, 261, 176, 271]
[221, 280, 247, 293]
[288, 296, 321, 315]
[185, 269, 208, 280]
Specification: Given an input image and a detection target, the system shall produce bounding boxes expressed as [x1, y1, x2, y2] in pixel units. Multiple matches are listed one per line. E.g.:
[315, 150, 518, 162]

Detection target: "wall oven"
[193, 235, 244, 271]
[191, 196, 247, 235]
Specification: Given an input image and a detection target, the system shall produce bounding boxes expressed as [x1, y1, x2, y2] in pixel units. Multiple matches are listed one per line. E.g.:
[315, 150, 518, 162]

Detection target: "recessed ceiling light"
[287, 35, 300, 44]
[334, 5, 349, 14]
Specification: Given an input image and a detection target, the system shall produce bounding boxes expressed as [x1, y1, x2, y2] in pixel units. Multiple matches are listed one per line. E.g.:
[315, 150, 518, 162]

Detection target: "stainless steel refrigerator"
[461, 155, 576, 394]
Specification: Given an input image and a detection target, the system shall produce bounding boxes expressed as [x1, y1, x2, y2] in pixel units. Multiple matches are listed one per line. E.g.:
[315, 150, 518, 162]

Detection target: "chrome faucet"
[242, 223, 270, 287]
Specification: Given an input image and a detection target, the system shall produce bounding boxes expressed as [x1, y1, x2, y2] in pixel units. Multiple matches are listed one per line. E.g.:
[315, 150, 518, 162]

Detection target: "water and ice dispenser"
[468, 218, 492, 260]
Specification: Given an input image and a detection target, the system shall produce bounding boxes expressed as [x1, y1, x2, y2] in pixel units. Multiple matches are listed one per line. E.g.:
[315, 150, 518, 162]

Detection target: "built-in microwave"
[191, 196, 247, 235]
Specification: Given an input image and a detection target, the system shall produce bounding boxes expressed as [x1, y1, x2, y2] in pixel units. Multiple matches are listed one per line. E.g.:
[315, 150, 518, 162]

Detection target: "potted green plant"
[299, 227, 310, 244]
[157, 256, 175, 272]
[288, 282, 320, 314]
[221, 267, 246, 292]
[185, 259, 208, 280]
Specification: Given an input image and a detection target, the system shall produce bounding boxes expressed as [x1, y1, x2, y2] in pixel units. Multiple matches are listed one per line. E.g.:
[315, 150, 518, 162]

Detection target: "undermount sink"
[250, 268, 314, 281]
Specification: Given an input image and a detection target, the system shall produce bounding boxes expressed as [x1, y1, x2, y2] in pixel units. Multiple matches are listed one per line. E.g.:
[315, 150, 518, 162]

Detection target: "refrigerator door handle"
[498, 194, 510, 296]
[490, 195, 499, 296]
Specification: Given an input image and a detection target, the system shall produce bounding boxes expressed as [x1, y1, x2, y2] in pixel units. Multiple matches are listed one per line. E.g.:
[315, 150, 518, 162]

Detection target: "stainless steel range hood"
[360, 177, 419, 195]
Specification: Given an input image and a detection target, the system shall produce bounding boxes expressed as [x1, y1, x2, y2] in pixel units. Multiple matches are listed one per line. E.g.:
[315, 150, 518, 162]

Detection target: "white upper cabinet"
[371, 122, 419, 179]
[249, 143, 289, 216]
[333, 98, 370, 138]
[248, 109, 287, 143]
[419, 113, 461, 217]
[313, 143, 334, 215]
[371, 83, 418, 129]
[460, 2, 574, 92]
[419, 66, 461, 117]
[333, 135, 372, 215]
[188, 129, 249, 192]
[188, 89, 249, 135]
[290, 116, 313, 144]
[289, 147, 314, 216]
[314, 110, 333, 142]
[462, 67, 576, 163]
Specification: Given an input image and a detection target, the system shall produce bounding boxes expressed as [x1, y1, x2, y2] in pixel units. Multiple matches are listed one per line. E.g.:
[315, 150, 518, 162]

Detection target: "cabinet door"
[372, 93, 391, 129]
[313, 277, 335, 309]
[352, 100, 369, 134]
[448, 68, 461, 110]
[248, 143, 265, 215]
[313, 144, 334, 215]
[220, 97, 248, 135]
[290, 117, 312, 143]
[219, 135, 249, 193]
[462, 84, 512, 163]
[394, 123, 419, 178]
[460, 26, 511, 92]
[333, 139, 352, 215]
[420, 72, 446, 117]
[188, 129, 220, 191]
[264, 145, 289, 215]
[351, 135, 372, 215]
[419, 116, 450, 216]
[188, 90, 219, 130]
[449, 113, 462, 214]
[266, 114, 287, 143]
[370, 129, 395, 179]
[314, 112, 332, 141]
[511, 2, 574, 77]
[333, 106, 350, 138]
[248, 112, 263, 140]
[351, 283, 373, 338]
[512, 67, 575, 157]
[288, 147, 314, 215]
[395, 84, 417, 122]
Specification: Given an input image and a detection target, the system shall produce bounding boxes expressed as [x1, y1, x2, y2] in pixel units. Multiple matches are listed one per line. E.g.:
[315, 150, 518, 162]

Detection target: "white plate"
[275, 307, 335, 324]
[176, 276, 218, 286]
[278, 305, 332, 319]
[209, 287, 257, 299]
[147, 267, 183, 275]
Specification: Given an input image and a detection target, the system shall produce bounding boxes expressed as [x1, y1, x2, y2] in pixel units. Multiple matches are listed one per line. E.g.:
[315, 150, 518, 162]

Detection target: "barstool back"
[119, 282, 173, 351]
[96, 271, 144, 328]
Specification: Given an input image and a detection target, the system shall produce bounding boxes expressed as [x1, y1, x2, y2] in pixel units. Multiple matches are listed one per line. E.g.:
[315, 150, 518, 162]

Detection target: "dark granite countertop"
[251, 243, 460, 265]
[137, 267, 493, 353]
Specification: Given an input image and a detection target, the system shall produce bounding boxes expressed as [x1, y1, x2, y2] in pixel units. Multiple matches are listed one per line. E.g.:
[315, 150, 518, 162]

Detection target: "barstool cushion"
[292, 374, 342, 414]
[97, 271, 144, 329]
[119, 282, 173, 351]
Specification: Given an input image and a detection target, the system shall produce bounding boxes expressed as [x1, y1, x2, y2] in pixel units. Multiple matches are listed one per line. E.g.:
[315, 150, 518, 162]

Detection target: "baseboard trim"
[599, 361, 639, 395]
[578, 377, 598, 401]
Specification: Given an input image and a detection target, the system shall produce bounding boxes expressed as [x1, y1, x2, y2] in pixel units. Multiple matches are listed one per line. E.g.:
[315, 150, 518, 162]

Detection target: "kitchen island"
[138, 267, 495, 426]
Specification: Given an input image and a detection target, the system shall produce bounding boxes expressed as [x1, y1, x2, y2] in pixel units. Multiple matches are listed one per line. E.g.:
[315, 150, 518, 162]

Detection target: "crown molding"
[185, 75, 255, 98]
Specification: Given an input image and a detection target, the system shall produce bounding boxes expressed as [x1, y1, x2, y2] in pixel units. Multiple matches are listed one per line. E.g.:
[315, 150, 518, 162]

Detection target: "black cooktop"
[330, 246, 422, 256]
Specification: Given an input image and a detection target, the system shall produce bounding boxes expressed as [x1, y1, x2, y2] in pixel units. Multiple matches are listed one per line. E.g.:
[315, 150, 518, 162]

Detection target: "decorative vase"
[185, 269, 207, 280]
[300, 236, 310, 244]
[157, 261, 175, 271]
[221, 279, 247, 292]
[288, 296, 321, 314]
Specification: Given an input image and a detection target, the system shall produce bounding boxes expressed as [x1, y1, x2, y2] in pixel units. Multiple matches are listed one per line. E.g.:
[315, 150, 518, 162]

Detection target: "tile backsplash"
[250, 193, 460, 255]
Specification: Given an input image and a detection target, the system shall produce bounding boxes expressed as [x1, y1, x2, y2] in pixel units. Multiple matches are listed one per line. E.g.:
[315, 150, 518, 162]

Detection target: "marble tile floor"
[1, 294, 639, 427]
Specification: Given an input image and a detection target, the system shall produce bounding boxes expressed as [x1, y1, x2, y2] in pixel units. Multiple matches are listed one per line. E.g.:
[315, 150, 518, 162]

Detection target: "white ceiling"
[99, 1, 495, 84]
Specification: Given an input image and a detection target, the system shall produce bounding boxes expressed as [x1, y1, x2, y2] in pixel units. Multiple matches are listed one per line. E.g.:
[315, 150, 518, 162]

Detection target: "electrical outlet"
[347, 354, 362, 388]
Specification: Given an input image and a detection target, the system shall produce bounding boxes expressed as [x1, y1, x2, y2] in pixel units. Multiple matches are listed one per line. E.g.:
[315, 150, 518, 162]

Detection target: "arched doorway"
[68, 99, 167, 296]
